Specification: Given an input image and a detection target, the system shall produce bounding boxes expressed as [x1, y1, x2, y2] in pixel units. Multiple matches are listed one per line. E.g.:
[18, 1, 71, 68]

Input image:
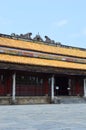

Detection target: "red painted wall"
[0, 74, 12, 96]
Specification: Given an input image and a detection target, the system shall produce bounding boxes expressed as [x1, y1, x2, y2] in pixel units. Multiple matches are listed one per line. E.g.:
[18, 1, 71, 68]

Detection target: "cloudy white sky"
[0, 0, 86, 48]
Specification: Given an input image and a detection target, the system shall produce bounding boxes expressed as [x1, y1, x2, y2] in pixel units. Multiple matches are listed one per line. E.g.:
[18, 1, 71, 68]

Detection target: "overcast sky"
[0, 0, 86, 48]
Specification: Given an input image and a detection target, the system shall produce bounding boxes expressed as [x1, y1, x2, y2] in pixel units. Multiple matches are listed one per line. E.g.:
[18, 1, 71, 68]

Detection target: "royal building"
[0, 33, 86, 104]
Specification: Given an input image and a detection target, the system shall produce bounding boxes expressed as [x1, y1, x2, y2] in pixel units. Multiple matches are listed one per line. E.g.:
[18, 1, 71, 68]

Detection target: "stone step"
[54, 96, 86, 104]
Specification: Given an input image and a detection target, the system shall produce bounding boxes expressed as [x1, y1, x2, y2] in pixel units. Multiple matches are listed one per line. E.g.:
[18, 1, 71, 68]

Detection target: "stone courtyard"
[0, 104, 86, 130]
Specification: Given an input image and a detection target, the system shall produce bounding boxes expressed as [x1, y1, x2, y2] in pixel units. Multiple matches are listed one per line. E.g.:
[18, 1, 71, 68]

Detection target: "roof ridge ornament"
[20, 33, 32, 40]
[0, 32, 86, 50]
[33, 34, 43, 42]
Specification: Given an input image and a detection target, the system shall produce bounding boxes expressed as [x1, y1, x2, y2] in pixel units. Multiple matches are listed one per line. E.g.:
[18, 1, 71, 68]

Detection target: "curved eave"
[0, 54, 86, 70]
[0, 37, 86, 58]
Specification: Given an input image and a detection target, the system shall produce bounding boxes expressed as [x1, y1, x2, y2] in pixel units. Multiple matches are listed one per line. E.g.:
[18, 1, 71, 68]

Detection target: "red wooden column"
[0, 74, 6, 96]
[44, 78, 49, 96]
[0, 79, 5, 96]
[6, 75, 12, 96]
[76, 81, 80, 96]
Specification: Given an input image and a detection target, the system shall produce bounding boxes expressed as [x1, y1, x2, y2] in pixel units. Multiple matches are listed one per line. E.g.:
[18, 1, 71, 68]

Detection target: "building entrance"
[55, 76, 69, 96]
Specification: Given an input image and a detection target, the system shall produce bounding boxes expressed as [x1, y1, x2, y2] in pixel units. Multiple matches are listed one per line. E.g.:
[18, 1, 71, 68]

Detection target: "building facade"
[0, 33, 86, 104]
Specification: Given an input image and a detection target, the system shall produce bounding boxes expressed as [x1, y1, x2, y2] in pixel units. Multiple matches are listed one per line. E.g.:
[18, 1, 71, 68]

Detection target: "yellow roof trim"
[0, 37, 86, 58]
[0, 54, 86, 70]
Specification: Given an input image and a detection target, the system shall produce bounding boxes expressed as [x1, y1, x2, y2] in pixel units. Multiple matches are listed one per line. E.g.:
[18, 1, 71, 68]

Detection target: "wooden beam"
[0, 62, 86, 76]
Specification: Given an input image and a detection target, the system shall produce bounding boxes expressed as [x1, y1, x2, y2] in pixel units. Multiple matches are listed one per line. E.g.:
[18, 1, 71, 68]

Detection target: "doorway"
[55, 76, 69, 96]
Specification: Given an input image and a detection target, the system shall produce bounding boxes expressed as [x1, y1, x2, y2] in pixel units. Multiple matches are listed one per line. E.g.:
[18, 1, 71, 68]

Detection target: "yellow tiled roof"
[0, 37, 86, 58]
[0, 54, 86, 70]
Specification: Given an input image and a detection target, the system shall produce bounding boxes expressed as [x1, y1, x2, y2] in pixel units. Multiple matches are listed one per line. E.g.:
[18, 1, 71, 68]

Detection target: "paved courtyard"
[0, 104, 86, 130]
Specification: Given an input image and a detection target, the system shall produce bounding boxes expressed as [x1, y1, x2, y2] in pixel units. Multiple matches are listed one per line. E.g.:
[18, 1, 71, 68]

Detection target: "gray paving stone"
[0, 104, 86, 130]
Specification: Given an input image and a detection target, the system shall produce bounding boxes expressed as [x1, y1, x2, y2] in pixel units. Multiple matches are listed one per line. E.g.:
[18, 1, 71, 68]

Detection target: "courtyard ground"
[0, 104, 86, 130]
